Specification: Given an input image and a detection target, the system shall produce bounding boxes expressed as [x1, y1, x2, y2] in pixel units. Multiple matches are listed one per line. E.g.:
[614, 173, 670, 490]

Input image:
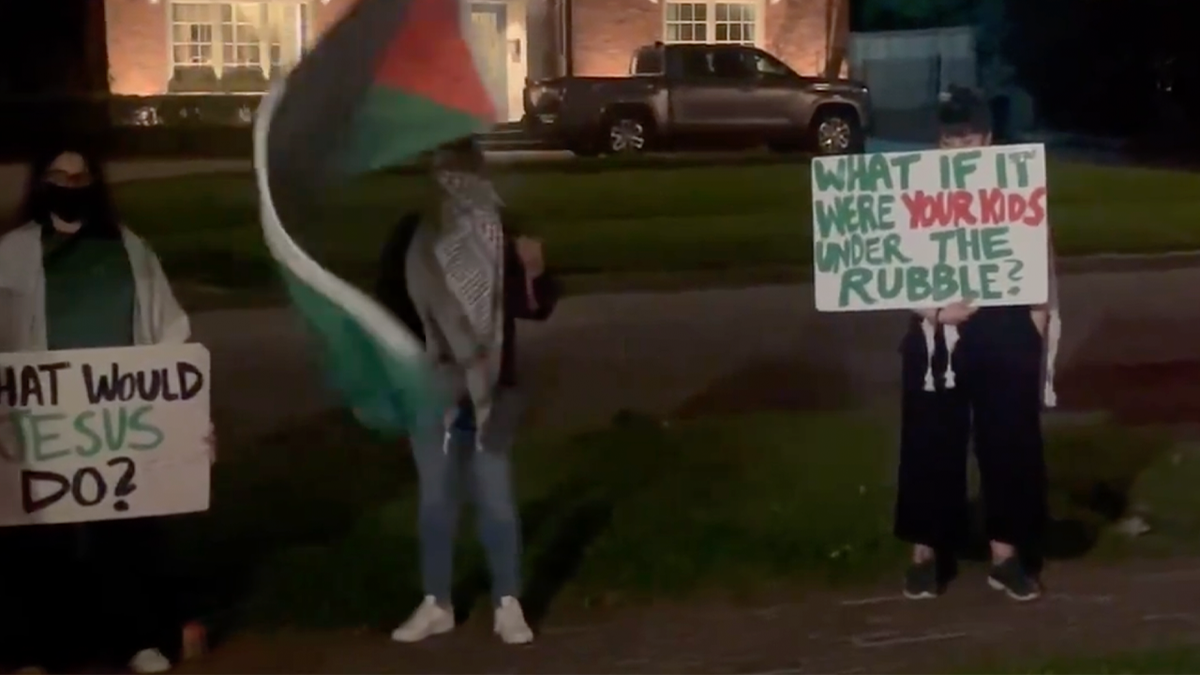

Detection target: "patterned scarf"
[430, 168, 506, 445]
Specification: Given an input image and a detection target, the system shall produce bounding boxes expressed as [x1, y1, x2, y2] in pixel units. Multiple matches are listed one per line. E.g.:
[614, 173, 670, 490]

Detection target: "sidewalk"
[178, 557, 1200, 673]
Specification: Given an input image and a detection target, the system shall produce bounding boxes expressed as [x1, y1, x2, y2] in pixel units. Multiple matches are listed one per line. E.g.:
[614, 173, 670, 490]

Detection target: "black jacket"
[375, 211, 560, 387]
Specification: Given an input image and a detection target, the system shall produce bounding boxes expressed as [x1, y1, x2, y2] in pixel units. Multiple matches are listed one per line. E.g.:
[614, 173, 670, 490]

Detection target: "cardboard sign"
[811, 143, 1050, 312]
[0, 343, 211, 526]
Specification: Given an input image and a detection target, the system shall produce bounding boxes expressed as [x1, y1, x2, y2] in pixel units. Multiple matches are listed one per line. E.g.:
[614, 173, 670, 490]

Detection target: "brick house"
[105, 0, 848, 122]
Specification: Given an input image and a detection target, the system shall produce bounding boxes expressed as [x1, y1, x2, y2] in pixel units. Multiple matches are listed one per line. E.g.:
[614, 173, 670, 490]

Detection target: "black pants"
[894, 309, 1049, 558]
[0, 517, 175, 671]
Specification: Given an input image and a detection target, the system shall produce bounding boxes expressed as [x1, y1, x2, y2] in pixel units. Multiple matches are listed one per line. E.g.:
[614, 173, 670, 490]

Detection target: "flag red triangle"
[373, 0, 497, 122]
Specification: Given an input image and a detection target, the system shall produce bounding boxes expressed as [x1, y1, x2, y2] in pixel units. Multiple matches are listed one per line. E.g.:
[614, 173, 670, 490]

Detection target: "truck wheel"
[810, 108, 863, 156]
[604, 114, 651, 154]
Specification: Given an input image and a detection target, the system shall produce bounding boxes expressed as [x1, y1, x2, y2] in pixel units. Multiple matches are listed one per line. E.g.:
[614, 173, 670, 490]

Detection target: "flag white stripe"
[253, 81, 427, 363]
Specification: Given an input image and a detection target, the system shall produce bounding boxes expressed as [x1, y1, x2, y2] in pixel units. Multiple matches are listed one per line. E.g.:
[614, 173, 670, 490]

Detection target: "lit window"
[168, 1, 313, 91]
[663, 1, 757, 45]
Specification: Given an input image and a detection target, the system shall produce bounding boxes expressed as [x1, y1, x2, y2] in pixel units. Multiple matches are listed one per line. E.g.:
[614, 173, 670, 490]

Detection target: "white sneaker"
[129, 648, 172, 674]
[391, 595, 455, 643]
[493, 596, 534, 644]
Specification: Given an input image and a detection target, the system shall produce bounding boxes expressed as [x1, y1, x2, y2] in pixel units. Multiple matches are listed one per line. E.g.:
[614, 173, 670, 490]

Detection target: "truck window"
[709, 49, 755, 80]
[667, 47, 716, 78]
[630, 46, 664, 75]
[748, 50, 795, 77]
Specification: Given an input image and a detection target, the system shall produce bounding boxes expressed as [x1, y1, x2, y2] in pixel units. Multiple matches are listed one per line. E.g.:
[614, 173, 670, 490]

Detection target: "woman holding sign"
[0, 147, 204, 674]
[894, 87, 1061, 603]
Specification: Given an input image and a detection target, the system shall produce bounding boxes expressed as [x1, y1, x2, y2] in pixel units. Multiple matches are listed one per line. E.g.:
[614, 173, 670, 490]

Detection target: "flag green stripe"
[344, 87, 490, 173]
[277, 265, 447, 434]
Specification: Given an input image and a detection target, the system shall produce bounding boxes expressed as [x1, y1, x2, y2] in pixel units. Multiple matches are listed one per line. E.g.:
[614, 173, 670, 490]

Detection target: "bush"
[109, 94, 260, 127]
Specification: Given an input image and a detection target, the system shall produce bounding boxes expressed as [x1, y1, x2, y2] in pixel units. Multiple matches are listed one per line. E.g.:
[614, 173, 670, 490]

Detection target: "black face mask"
[43, 184, 95, 224]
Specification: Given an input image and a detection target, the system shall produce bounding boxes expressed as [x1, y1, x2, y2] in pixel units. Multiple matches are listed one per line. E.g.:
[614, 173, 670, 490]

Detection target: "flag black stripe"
[265, 0, 416, 230]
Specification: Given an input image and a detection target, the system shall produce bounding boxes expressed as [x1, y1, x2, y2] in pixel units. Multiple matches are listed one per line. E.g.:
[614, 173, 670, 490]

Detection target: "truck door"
[742, 49, 805, 136]
[665, 46, 750, 142]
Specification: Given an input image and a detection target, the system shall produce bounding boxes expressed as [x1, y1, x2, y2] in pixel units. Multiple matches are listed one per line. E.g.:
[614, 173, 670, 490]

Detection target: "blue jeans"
[411, 391, 522, 605]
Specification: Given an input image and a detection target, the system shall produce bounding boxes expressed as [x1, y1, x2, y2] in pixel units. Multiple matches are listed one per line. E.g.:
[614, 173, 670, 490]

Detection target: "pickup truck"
[523, 43, 871, 156]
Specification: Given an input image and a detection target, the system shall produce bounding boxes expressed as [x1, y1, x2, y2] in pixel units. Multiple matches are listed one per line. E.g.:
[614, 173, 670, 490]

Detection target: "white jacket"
[0, 222, 190, 351]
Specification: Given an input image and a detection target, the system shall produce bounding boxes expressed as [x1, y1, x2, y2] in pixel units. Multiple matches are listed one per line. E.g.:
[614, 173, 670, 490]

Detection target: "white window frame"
[166, 0, 313, 91]
[662, 1, 763, 47]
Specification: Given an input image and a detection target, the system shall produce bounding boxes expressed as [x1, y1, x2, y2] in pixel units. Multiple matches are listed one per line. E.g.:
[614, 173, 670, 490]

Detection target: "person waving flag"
[254, 0, 501, 436]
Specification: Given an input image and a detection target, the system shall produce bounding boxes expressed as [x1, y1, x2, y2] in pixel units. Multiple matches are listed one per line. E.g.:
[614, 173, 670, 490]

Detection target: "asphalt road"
[196, 263, 1200, 438]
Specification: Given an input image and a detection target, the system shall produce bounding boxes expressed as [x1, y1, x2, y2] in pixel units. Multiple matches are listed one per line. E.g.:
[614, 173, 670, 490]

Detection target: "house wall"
[105, 0, 168, 95]
[570, 0, 843, 77]
[105, 0, 355, 96]
[105, 0, 843, 109]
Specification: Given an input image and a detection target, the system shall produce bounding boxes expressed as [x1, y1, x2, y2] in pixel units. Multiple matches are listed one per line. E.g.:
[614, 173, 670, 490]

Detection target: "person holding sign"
[379, 137, 558, 646]
[0, 147, 207, 674]
[894, 87, 1060, 603]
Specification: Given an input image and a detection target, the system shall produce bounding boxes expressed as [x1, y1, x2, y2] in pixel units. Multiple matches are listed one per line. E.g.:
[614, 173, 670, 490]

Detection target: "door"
[742, 49, 804, 136]
[667, 46, 768, 144]
[469, 2, 508, 121]
[665, 46, 739, 134]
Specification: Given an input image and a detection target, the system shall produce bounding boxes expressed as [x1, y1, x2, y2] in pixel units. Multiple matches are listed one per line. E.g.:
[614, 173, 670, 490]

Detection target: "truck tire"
[602, 111, 653, 154]
[809, 106, 864, 156]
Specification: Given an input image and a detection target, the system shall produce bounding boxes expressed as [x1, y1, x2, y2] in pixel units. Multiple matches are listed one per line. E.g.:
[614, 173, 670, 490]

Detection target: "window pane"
[715, 24, 728, 41]
[694, 3, 706, 20]
[695, 23, 707, 41]
[679, 3, 692, 20]
[729, 24, 743, 41]
[665, 24, 681, 41]
[715, 3, 727, 21]
[680, 24, 693, 41]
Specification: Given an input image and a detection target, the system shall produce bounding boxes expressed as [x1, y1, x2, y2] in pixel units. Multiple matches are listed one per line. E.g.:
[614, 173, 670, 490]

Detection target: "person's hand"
[204, 426, 217, 465]
[515, 236, 544, 277]
[938, 301, 977, 325]
[515, 236, 545, 309]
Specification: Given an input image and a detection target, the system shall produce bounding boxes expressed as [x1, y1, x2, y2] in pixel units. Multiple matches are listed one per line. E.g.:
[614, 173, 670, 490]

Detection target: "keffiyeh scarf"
[430, 168, 506, 447]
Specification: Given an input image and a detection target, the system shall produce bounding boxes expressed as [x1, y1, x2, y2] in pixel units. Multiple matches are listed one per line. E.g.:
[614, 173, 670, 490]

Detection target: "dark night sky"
[0, 1, 101, 94]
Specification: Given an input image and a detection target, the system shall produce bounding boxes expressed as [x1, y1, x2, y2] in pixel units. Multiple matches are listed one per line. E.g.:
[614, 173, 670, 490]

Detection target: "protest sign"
[811, 143, 1049, 312]
[0, 343, 211, 526]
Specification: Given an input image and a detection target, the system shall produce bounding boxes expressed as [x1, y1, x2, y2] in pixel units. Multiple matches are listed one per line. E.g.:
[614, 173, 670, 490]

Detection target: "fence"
[848, 27, 978, 144]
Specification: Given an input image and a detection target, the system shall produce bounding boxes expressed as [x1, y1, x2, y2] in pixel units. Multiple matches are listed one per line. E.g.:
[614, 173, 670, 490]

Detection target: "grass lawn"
[165, 409, 1183, 633]
[113, 160, 1200, 304]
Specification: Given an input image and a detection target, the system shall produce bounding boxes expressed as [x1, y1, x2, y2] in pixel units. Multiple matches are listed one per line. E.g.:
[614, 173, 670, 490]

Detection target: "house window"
[664, 1, 758, 46]
[171, 3, 215, 66]
[168, 1, 312, 92]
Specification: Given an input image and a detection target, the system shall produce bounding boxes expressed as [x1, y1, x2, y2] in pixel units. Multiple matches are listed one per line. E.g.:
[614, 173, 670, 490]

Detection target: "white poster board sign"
[0, 343, 211, 526]
[811, 143, 1050, 312]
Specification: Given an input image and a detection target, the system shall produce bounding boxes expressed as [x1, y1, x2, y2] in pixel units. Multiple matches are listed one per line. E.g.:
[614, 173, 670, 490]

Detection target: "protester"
[377, 137, 558, 645]
[893, 86, 1061, 602]
[0, 147, 210, 674]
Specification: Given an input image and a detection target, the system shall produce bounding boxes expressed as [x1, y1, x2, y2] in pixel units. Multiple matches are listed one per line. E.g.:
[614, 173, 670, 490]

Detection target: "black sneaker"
[903, 559, 941, 600]
[987, 557, 1041, 601]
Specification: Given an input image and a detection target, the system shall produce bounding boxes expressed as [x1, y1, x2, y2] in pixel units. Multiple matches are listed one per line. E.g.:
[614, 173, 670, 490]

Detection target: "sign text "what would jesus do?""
[0, 343, 212, 526]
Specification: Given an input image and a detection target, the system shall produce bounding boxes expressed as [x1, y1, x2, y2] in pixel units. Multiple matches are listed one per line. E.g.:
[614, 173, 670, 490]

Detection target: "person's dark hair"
[937, 85, 992, 137]
[15, 145, 120, 238]
[431, 135, 485, 174]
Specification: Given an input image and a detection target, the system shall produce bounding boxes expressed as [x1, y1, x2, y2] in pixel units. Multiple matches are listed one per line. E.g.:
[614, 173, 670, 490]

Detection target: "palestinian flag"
[254, 0, 500, 436]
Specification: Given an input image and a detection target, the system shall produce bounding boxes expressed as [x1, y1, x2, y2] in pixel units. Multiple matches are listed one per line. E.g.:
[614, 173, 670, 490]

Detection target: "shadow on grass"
[951, 422, 1176, 567]
[169, 410, 908, 635]
[167, 402, 1184, 639]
